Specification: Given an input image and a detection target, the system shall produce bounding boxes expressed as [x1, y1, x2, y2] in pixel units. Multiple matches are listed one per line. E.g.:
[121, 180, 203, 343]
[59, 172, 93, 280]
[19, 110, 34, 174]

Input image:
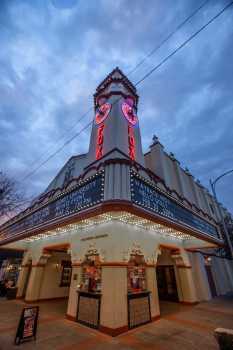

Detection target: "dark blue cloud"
[0, 0, 232, 213]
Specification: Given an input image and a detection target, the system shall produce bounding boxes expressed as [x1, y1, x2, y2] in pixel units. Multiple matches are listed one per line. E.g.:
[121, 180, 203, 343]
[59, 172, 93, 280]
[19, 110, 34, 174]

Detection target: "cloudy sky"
[0, 0, 233, 212]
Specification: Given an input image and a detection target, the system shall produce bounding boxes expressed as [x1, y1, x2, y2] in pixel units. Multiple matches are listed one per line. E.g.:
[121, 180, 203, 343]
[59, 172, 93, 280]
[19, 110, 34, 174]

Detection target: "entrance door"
[157, 266, 178, 302]
[205, 265, 217, 298]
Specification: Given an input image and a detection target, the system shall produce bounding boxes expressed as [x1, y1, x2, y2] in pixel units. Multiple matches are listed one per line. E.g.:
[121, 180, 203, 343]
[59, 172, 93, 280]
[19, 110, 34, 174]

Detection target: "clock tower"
[86, 67, 145, 167]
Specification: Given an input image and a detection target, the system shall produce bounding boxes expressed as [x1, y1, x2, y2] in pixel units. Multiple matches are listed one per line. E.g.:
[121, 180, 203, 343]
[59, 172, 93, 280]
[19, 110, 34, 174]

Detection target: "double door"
[157, 266, 178, 302]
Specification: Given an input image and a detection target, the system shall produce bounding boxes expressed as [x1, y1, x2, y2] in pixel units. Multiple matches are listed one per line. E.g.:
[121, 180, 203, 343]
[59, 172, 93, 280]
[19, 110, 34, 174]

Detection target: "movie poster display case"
[127, 251, 151, 329]
[76, 249, 101, 329]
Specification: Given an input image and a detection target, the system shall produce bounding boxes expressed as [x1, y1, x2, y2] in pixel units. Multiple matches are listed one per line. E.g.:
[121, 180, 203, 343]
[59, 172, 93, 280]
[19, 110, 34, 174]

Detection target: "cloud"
[0, 0, 232, 213]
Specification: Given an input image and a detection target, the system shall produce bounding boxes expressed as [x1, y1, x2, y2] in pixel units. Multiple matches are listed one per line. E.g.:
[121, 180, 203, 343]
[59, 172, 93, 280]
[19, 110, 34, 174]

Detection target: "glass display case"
[77, 250, 102, 329]
[127, 251, 151, 329]
[128, 253, 147, 293]
[79, 253, 101, 293]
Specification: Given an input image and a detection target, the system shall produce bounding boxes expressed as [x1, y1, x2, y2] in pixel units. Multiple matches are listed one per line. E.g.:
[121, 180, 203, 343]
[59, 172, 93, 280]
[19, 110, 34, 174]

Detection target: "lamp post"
[210, 169, 233, 258]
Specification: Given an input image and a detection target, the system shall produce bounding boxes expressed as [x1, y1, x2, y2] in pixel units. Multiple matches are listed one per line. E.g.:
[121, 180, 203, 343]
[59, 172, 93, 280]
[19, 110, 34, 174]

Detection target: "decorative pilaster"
[176, 266, 198, 304]
[24, 254, 50, 302]
[66, 264, 81, 320]
[146, 267, 160, 320]
[25, 264, 45, 302]
[172, 249, 198, 304]
[100, 265, 128, 335]
[16, 264, 31, 299]
[189, 252, 212, 301]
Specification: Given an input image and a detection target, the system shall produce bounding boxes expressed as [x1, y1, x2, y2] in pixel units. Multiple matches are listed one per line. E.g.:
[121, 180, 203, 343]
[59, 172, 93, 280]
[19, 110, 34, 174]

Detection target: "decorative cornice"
[0, 148, 218, 234]
[95, 67, 137, 93]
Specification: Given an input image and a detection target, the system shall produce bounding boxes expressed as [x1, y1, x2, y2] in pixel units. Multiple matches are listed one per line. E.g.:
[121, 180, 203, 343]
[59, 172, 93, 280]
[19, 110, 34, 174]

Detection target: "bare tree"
[0, 172, 29, 222]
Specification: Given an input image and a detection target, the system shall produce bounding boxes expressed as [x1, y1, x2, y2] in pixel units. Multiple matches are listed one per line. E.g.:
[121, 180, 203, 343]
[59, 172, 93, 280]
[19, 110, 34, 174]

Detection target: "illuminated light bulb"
[21, 211, 194, 243]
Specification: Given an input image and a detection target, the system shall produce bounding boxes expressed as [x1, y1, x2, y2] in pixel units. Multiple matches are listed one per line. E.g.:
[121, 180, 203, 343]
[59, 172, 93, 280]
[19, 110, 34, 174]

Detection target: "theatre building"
[0, 68, 233, 336]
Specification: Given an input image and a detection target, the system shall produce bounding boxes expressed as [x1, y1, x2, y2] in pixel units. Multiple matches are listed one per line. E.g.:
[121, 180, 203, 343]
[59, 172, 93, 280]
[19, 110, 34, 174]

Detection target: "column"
[66, 264, 81, 320]
[223, 259, 233, 290]
[146, 266, 160, 320]
[176, 266, 198, 304]
[25, 263, 45, 302]
[190, 253, 211, 301]
[211, 257, 229, 295]
[100, 265, 128, 336]
[172, 250, 198, 304]
[16, 264, 31, 299]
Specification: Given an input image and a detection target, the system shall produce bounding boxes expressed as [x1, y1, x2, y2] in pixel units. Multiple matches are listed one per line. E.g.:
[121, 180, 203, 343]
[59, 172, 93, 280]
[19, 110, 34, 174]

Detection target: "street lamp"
[210, 169, 233, 258]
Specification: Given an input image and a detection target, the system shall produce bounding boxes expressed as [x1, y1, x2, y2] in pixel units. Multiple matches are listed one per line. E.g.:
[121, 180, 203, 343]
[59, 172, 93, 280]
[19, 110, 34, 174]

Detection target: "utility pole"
[210, 169, 233, 258]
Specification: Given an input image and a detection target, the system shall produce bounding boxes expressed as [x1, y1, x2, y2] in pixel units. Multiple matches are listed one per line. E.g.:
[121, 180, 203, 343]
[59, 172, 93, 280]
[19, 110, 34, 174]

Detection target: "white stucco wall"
[39, 252, 70, 300]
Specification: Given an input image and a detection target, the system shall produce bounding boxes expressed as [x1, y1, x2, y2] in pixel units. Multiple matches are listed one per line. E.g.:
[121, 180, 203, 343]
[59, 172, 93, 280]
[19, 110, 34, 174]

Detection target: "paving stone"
[0, 296, 232, 349]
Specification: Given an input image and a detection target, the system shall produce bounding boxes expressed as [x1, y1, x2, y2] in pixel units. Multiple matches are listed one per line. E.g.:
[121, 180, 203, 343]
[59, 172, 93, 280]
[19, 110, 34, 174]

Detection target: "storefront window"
[128, 253, 147, 293]
[0, 258, 22, 285]
[79, 254, 101, 293]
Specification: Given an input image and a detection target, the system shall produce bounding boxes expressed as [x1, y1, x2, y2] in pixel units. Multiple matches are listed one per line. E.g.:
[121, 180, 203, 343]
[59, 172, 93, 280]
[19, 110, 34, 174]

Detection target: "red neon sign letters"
[96, 124, 105, 160]
[128, 125, 135, 160]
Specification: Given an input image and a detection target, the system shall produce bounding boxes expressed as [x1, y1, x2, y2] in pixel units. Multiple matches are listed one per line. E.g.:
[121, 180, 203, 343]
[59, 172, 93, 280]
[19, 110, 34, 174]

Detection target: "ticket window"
[128, 254, 147, 293]
[79, 254, 101, 293]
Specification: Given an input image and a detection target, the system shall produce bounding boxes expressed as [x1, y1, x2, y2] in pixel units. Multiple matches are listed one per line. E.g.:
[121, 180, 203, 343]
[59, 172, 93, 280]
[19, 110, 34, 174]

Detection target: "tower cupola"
[86, 67, 145, 167]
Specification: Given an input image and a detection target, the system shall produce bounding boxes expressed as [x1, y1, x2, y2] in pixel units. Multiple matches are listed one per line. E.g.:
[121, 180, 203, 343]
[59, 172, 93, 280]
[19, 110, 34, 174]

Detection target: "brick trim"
[159, 244, 181, 252]
[101, 262, 128, 267]
[21, 264, 31, 268]
[43, 243, 70, 254]
[66, 314, 76, 322]
[25, 296, 68, 303]
[71, 263, 81, 267]
[180, 301, 199, 305]
[146, 263, 156, 268]
[31, 264, 46, 268]
[151, 315, 160, 322]
[99, 325, 129, 337]
[176, 265, 192, 269]
[0, 247, 26, 251]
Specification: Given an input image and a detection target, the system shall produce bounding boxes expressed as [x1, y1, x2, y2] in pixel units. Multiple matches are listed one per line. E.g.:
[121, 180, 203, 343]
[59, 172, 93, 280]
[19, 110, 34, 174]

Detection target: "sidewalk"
[0, 295, 233, 349]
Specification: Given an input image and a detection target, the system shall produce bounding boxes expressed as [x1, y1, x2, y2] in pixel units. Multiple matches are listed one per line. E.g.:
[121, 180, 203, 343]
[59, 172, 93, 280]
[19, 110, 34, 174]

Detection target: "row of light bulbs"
[23, 211, 192, 243]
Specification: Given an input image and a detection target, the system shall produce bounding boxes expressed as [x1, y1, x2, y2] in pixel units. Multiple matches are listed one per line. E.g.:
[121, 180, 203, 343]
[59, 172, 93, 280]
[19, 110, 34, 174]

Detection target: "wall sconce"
[55, 263, 61, 271]
[204, 256, 212, 265]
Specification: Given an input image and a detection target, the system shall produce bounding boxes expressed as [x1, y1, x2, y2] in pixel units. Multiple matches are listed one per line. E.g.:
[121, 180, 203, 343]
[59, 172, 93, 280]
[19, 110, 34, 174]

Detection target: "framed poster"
[14, 306, 39, 345]
[60, 260, 72, 287]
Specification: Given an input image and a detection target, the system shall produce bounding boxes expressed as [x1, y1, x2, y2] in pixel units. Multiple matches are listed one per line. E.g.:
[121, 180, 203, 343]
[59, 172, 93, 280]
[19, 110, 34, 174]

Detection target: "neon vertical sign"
[122, 99, 138, 161]
[128, 125, 135, 160]
[96, 124, 105, 160]
[95, 102, 111, 160]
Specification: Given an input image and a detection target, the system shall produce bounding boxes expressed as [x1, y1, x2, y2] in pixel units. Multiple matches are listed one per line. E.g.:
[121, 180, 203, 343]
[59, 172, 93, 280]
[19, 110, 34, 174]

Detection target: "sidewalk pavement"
[0, 294, 233, 349]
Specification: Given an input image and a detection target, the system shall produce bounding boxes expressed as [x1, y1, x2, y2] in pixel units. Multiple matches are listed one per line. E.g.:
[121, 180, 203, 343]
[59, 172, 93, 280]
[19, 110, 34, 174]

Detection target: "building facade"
[0, 68, 233, 335]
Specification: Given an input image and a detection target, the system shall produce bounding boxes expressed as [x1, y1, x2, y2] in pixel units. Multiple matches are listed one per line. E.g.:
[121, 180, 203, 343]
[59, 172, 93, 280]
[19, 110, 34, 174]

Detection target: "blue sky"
[0, 0, 233, 212]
